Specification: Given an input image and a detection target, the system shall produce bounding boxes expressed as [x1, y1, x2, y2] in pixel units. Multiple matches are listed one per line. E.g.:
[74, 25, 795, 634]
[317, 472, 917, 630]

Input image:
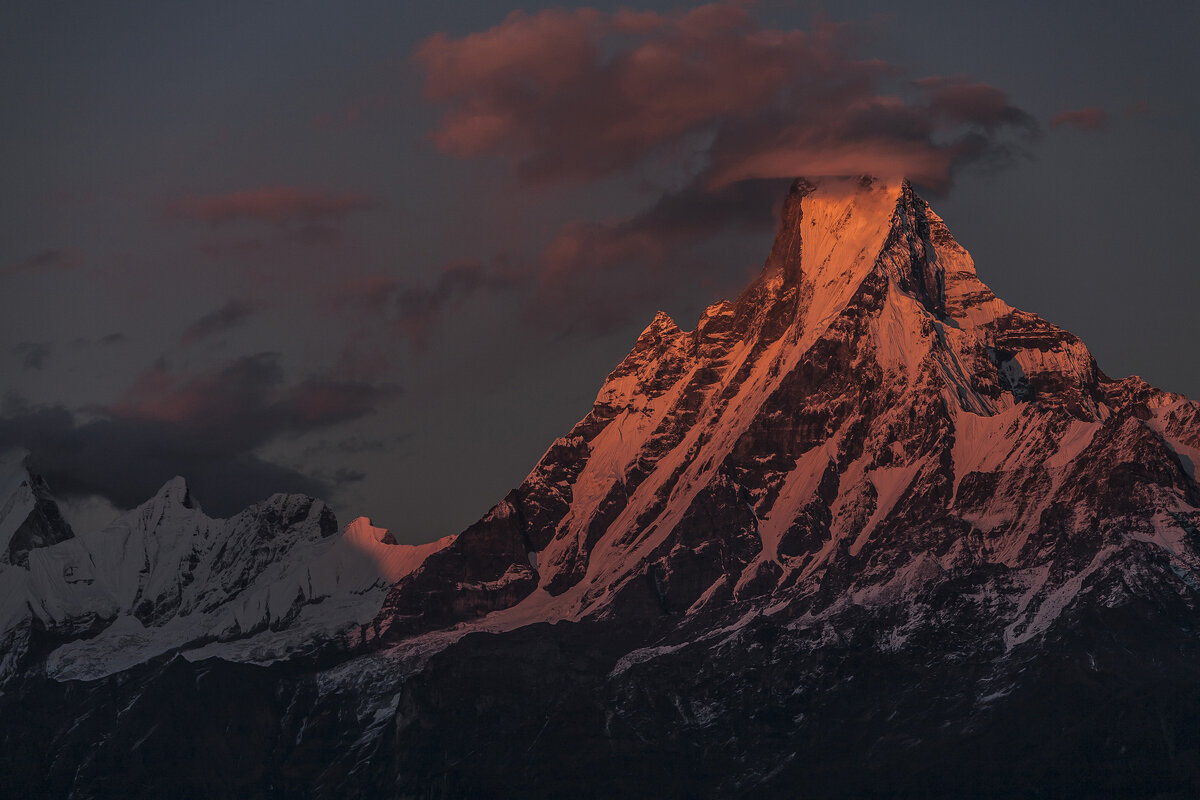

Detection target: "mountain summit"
[4, 178, 1200, 798]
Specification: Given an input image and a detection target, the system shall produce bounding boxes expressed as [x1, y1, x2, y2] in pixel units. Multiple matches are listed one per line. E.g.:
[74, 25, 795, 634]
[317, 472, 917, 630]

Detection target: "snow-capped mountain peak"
[151, 474, 198, 510]
[0, 453, 73, 567]
[4, 177, 1200, 797]
[364, 175, 1200, 644]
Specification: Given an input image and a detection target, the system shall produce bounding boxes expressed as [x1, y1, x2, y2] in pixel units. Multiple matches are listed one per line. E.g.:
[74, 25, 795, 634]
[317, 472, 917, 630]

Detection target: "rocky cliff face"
[374, 177, 1200, 644]
[3, 178, 1199, 799]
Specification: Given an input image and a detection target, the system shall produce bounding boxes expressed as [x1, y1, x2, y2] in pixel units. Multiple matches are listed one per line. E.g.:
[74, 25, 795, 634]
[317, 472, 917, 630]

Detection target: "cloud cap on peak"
[414, 4, 1038, 193]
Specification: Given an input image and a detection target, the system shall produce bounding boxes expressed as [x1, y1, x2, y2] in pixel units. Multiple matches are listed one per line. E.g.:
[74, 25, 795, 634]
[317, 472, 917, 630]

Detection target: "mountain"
[0, 454, 73, 568]
[3, 178, 1200, 799]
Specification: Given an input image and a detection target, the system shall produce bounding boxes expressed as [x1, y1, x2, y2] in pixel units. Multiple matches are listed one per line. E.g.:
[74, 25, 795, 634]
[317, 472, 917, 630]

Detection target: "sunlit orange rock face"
[371, 177, 1199, 648]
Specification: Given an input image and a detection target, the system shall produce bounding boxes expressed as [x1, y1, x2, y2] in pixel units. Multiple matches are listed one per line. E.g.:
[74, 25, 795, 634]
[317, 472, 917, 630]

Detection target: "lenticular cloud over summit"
[414, 4, 1037, 192]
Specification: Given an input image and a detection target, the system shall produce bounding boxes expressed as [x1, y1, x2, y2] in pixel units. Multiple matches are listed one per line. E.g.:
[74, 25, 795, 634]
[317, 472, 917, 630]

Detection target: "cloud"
[3, 248, 82, 277]
[111, 354, 393, 443]
[411, 4, 1038, 333]
[0, 354, 399, 516]
[917, 76, 1035, 129]
[407, 4, 1044, 337]
[178, 299, 260, 347]
[13, 342, 52, 371]
[533, 178, 787, 330]
[312, 92, 393, 131]
[287, 223, 343, 246]
[169, 186, 377, 226]
[330, 467, 367, 485]
[413, 5, 1037, 192]
[301, 432, 411, 458]
[1051, 107, 1108, 131]
[196, 237, 268, 258]
[541, 178, 784, 282]
[67, 333, 127, 349]
[394, 260, 524, 346]
[313, 104, 365, 130]
[336, 260, 526, 348]
[543, 176, 786, 263]
[175, 187, 378, 261]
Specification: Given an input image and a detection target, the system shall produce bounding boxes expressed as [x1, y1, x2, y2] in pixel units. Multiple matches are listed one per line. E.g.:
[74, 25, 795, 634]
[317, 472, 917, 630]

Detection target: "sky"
[2, 1, 1197, 543]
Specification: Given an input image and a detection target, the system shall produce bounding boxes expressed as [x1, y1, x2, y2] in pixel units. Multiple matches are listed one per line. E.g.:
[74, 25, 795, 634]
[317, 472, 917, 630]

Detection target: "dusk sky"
[2, 1, 1197, 543]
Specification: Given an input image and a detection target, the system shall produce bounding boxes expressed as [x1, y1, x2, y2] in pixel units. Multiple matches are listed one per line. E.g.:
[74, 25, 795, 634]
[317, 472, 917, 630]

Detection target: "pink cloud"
[313, 105, 365, 130]
[540, 221, 670, 286]
[917, 76, 1030, 128]
[169, 186, 377, 226]
[111, 353, 395, 437]
[1050, 107, 1108, 131]
[177, 299, 260, 348]
[3, 354, 398, 515]
[413, 4, 1036, 190]
[1125, 100, 1148, 117]
[703, 137, 956, 191]
[408, 4, 1038, 335]
[2, 248, 82, 277]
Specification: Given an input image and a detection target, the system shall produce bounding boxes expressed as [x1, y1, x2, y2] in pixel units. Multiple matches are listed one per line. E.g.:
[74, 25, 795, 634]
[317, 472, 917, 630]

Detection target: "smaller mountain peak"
[632, 311, 682, 349]
[0, 450, 33, 491]
[153, 476, 198, 510]
[650, 310, 679, 330]
[345, 516, 397, 545]
[0, 451, 74, 565]
[699, 300, 735, 319]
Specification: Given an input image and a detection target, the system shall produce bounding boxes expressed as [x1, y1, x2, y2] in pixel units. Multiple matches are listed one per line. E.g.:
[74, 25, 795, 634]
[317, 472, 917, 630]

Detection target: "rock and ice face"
[0, 471, 450, 683]
[370, 177, 1200, 646]
[4, 177, 1200, 798]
